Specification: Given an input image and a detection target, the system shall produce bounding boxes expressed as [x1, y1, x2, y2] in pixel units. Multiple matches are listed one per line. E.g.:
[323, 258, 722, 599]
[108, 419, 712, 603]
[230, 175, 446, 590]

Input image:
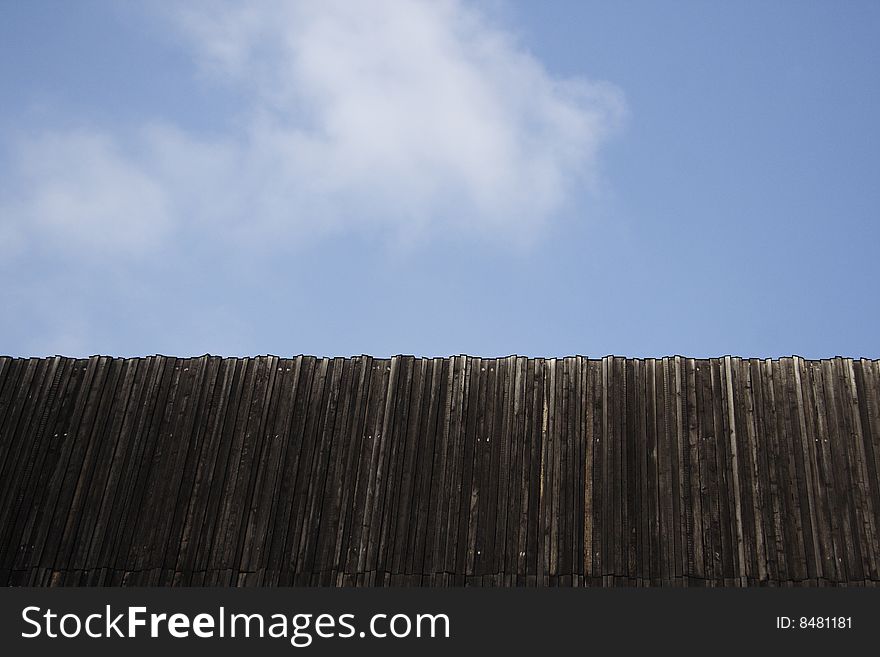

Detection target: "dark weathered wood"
[741, 358, 767, 582]
[0, 358, 51, 552]
[730, 358, 754, 582]
[76, 358, 142, 581]
[0, 354, 878, 586]
[271, 356, 317, 585]
[299, 357, 343, 584]
[314, 356, 355, 585]
[148, 357, 206, 585]
[684, 358, 703, 580]
[15, 359, 89, 585]
[336, 357, 373, 584]
[46, 356, 114, 585]
[174, 356, 234, 583]
[423, 357, 451, 583]
[826, 359, 862, 581]
[407, 357, 441, 584]
[193, 357, 248, 584]
[696, 360, 717, 583]
[356, 357, 391, 584]
[165, 355, 221, 585]
[2, 357, 71, 581]
[857, 360, 880, 578]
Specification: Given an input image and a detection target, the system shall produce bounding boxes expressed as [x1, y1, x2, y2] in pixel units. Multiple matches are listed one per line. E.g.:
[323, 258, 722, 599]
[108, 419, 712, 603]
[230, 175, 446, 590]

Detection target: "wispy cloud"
[4, 131, 172, 255]
[2, 0, 625, 256]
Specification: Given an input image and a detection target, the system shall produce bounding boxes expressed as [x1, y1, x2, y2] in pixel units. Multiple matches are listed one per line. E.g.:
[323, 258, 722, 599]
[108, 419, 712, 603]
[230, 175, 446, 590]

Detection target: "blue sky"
[1, 0, 878, 359]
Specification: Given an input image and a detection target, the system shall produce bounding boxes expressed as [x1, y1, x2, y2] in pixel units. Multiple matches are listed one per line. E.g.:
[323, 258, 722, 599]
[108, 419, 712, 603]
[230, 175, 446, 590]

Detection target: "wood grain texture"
[1, 354, 878, 587]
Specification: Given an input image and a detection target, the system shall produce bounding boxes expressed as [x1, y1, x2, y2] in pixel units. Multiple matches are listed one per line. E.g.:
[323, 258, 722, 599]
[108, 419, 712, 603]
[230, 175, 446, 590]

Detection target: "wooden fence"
[0, 355, 878, 586]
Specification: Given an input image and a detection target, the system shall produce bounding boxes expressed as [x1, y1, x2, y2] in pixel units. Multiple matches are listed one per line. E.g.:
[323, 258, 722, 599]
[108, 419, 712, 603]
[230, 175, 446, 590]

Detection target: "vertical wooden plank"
[172, 357, 238, 583]
[313, 357, 356, 584]
[750, 359, 777, 582]
[407, 357, 443, 584]
[828, 359, 864, 581]
[696, 359, 719, 584]
[518, 358, 537, 585]
[392, 357, 427, 583]
[779, 358, 808, 582]
[72, 358, 143, 579]
[812, 360, 845, 582]
[193, 358, 252, 583]
[452, 356, 478, 586]
[841, 359, 878, 579]
[730, 357, 757, 583]
[820, 359, 857, 582]
[135, 357, 191, 582]
[856, 359, 880, 581]
[549, 357, 561, 583]
[297, 357, 346, 583]
[143, 358, 207, 583]
[599, 356, 610, 581]
[561, 357, 574, 584]
[46, 356, 117, 581]
[582, 357, 594, 582]
[722, 356, 746, 584]
[464, 357, 488, 582]
[538, 358, 552, 585]
[201, 357, 259, 583]
[664, 357, 681, 583]
[163, 355, 223, 584]
[376, 356, 424, 585]
[802, 359, 838, 581]
[624, 357, 637, 579]
[13, 360, 90, 584]
[359, 356, 395, 584]
[344, 357, 384, 584]
[505, 356, 526, 584]
[709, 359, 733, 583]
[237, 357, 296, 582]
[102, 356, 167, 583]
[793, 356, 823, 581]
[741, 358, 768, 582]
[673, 357, 690, 582]
[653, 358, 668, 583]
[526, 358, 543, 586]
[765, 358, 793, 583]
[685, 358, 704, 580]
[142, 356, 204, 584]
[495, 356, 516, 582]
[283, 357, 333, 583]
[573, 356, 586, 585]
[644, 358, 660, 584]
[0, 356, 15, 429]
[480, 357, 504, 583]
[272, 355, 315, 585]
[374, 357, 414, 584]
[229, 356, 281, 584]
[333, 356, 373, 585]
[611, 356, 623, 580]
[630, 359, 644, 583]
[469, 358, 492, 580]
[423, 357, 453, 583]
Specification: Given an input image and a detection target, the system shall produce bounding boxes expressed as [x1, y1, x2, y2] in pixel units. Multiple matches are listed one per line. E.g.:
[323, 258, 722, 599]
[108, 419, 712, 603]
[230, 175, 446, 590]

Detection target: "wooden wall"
[0, 355, 878, 586]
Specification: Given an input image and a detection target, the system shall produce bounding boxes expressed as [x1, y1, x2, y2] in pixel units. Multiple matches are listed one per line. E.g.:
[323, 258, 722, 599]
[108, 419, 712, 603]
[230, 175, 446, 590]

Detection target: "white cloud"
[3, 131, 172, 254]
[1, 0, 625, 254]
